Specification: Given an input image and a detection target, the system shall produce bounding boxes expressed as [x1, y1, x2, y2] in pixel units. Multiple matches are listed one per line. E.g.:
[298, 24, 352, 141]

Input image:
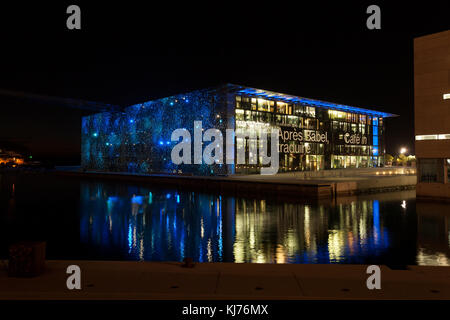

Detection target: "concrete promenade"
[55, 167, 416, 199]
[0, 260, 449, 300]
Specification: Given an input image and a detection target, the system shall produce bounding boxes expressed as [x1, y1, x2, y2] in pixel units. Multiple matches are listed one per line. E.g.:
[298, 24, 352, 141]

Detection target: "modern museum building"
[81, 84, 395, 175]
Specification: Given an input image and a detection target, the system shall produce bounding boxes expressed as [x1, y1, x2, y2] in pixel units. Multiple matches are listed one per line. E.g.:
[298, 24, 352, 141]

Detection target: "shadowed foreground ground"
[1, 260, 449, 300]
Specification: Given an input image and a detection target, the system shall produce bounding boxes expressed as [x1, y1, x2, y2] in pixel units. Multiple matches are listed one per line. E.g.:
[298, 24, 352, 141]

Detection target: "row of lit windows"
[236, 154, 379, 171]
[416, 134, 450, 141]
[332, 121, 377, 135]
[236, 155, 326, 171]
[279, 155, 325, 172]
[235, 110, 382, 136]
[236, 95, 316, 117]
[235, 109, 321, 129]
[236, 95, 383, 125]
[333, 145, 372, 156]
[331, 155, 377, 169]
[328, 110, 381, 125]
[233, 138, 376, 157]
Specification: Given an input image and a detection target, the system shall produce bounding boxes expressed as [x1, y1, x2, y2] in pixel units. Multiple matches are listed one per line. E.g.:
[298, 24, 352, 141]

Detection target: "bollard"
[182, 257, 195, 268]
[8, 241, 46, 277]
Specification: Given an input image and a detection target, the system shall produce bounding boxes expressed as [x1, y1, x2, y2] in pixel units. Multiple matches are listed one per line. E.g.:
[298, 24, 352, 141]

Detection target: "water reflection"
[416, 201, 450, 266]
[81, 183, 225, 262]
[232, 198, 390, 263]
[2, 171, 450, 265]
[79, 182, 450, 265]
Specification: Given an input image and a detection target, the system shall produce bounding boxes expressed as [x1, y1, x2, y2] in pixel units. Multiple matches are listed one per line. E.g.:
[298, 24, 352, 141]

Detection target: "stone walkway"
[1, 261, 449, 300]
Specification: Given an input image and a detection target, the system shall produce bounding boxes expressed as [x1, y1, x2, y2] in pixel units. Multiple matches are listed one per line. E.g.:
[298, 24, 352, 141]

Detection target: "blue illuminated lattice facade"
[82, 87, 234, 175]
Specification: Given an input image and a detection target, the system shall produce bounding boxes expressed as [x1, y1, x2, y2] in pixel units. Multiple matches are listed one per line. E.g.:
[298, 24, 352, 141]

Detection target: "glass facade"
[234, 94, 386, 174]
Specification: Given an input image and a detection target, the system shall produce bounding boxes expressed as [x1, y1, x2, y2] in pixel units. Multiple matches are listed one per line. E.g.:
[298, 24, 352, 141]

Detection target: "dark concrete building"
[414, 30, 450, 199]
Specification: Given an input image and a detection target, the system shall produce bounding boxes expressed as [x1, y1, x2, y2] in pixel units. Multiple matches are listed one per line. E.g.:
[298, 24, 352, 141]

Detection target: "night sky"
[0, 2, 449, 164]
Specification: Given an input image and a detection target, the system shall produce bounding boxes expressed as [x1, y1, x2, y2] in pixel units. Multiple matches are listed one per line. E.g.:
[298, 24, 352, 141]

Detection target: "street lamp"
[400, 147, 407, 155]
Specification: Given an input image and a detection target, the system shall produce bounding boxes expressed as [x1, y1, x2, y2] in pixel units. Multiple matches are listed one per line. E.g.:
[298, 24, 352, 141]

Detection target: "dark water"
[1, 172, 449, 265]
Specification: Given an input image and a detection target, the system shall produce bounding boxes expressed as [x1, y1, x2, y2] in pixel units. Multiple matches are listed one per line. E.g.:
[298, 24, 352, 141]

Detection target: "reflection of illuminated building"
[416, 201, 450, 266]
[232, 196, 390, 263]
[80, 182, 425, 265]
[80, 182, 227, 262]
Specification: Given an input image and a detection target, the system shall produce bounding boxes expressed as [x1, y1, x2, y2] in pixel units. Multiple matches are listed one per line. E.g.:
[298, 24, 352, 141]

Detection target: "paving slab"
[1, 260, 449, 300]
[216, 272, 302, 297]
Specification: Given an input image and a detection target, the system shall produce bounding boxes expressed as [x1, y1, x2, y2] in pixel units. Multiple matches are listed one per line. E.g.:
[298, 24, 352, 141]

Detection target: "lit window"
[251, 98, 257, 110]
[276, 102, 287, 114]
[438, 134, 450, 140]
[443, 93, 450, 100]
[416, 134, 450, 140]
[447, 159, 450, 182]
[306, 107, 315, 117]
[360, 115, 366, 124]
[257, 98, 268, 112]
[416, 134, 438, 140]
